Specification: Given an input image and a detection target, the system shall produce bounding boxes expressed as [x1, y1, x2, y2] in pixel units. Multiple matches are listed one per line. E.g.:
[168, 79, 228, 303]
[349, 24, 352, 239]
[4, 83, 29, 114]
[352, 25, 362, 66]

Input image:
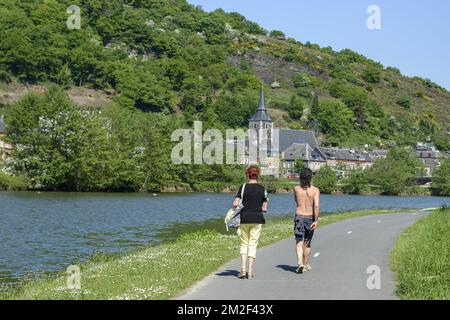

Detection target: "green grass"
[1, 209, 413, 300]
[390, 208, 450, 300]
[0, 171, 28, 191]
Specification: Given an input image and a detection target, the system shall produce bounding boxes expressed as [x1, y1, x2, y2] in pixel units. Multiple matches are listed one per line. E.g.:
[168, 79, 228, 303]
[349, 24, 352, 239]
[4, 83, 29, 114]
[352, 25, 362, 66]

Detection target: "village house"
[415, 143, 442, 177]
[281, 143, 326, 177]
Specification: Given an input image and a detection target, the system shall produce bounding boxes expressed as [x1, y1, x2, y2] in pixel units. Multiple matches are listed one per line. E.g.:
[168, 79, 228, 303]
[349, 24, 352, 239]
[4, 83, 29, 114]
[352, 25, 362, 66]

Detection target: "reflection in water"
[0, 191, 449, 285]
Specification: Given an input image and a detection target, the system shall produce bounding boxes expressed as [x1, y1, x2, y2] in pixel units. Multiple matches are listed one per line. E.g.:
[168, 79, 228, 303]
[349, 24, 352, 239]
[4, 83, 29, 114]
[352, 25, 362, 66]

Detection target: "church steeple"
[249, 87, 272, 122]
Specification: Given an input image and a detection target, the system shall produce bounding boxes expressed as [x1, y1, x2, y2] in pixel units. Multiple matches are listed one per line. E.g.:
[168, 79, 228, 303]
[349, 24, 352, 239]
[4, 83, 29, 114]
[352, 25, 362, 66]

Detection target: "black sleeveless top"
[236, 183, 268, 224]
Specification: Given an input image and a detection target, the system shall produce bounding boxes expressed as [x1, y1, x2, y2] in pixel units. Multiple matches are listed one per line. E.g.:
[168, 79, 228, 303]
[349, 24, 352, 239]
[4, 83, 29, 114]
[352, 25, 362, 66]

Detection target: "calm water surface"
[0, 191, 449, 284]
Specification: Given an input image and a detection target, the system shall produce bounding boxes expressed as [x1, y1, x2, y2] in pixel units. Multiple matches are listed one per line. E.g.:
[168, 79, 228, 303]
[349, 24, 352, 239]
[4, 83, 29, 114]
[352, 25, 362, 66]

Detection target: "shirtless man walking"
[293, 168, 320, 274]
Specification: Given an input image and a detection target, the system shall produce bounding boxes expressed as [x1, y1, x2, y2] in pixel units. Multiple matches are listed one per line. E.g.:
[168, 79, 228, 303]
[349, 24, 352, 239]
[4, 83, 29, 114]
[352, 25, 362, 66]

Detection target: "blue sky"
[187, 0, 450, 90]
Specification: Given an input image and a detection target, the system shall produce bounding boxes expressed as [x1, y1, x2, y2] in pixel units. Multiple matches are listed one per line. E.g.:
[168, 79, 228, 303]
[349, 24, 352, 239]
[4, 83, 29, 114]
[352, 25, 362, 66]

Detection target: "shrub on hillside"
[396, 96, 411, 109]
[362, 66, 382, 83]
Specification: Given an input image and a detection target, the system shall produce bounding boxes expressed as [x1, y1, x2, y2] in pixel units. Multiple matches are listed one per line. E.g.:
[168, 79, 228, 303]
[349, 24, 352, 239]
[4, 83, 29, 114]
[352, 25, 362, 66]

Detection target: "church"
[246, 88, 385, 177]
[246, 88, 325, 177]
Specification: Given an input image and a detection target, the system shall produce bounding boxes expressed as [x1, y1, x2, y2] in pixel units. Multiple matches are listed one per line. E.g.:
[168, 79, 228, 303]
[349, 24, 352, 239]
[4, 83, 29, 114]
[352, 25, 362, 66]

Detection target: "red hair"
[246, 165, 260, 180]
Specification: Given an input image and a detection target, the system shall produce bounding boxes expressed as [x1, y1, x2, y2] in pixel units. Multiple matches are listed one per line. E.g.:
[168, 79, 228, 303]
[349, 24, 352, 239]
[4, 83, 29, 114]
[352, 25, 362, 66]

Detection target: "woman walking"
[232, 165, 269, 280]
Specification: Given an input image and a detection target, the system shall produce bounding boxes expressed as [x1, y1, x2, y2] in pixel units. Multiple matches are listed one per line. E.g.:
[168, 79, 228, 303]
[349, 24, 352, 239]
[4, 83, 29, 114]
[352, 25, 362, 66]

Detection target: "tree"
[341, 168, 369, 194]
[431, 158, 450, 196]
[7, 86, 84, 190]
[387, 147, 425, 177]
[369, 148, 423, 195]
[287, 95, 304, 120]
[310, 91, 319, 118]
[362, 66, 381, 83]
[294, 158, 304, 173]
[317, 99, 354, 145]
[270, 30, 285, 38]
[313, 165, 337, 194]
[369, 158, 411, 195]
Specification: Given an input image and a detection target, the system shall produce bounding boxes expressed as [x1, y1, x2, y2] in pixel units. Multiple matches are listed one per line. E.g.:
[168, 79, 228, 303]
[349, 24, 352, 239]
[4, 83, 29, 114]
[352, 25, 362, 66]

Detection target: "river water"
[0, 191, 449, 285]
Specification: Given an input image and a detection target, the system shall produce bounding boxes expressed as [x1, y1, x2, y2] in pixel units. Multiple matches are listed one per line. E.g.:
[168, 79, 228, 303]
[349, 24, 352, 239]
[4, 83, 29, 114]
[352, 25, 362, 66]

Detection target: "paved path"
[176, 211, 428, 300]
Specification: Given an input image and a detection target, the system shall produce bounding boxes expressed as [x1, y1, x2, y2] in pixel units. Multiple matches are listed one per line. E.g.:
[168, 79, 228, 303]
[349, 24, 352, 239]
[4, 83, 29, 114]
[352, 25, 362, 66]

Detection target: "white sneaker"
[304, 265, 312, 272]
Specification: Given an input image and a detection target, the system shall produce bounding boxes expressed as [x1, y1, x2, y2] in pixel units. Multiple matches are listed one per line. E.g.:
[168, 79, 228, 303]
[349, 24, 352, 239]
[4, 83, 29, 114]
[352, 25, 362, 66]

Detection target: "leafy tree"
[317, 99, 354, 145]
[213, 93, 255, 128]
[369, 158, 412, 195]
[362, 66, 381, 83]
[310, 91, 319, 118]
[313, 165, 337, 194]
[7, 86, 84, 190]
[369, 148, 423, 195]
[327, 79, 347, 98]
[341, 168, 369, 194]
[200, 15, 227, 44]
[387, 147, 425, 177]
[287, 95, 304, 120]
[431, 133, 449, 151]
[431, 158, 450, 196]
[270, 30, 285, 38]
[294, 158, 304, 173]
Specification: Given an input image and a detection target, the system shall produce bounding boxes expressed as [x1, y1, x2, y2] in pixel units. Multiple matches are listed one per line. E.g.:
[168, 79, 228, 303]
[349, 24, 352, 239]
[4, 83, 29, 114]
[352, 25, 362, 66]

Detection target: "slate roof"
[249, 88, 272, 122]
[283, 143, 326, 162]
[416, 150, 440, 159]
[370, 149, 388, 158]
[318, 147, 373, 162]
[278, 129, 319, 153]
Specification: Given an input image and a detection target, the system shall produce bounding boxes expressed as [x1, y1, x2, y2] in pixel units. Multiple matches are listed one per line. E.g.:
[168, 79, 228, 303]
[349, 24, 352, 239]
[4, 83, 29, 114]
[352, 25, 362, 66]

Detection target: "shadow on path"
[215, 270, 239, 277]
[276, 265, 297, 273]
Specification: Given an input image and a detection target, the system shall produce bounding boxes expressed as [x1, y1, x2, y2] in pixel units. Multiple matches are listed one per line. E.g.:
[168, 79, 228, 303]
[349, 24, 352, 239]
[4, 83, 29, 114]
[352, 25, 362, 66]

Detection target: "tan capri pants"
[238, 224, 262, 258]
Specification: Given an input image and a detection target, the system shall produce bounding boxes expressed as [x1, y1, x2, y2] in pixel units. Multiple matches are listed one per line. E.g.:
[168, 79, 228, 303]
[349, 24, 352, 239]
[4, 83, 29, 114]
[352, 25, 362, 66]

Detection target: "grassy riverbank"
[0, 172, 28, 191]
[390, 207, 450, 299]
[1, 209, 413, 300]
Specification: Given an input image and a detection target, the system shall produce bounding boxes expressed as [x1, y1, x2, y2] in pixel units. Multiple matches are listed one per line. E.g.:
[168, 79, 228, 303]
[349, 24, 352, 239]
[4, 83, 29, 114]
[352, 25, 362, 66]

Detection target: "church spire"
[249, 87, 272, 122]
[258, 86, 267, 111]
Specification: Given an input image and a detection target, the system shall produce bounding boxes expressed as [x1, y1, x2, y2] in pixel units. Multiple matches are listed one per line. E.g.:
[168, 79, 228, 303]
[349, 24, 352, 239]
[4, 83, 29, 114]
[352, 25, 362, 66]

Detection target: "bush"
[414, 89, 425, 98]
[313, 165, 337, 194]
[341, 168, 369, 194]
[362, 66, 382, 83]
[0, 171, 28, 190]
[396, 96, 411, 109]
[431, 158, 450, 196]
[369, 148, 424, 195]
[287, 95, 304, 120]
[317, 99, 354, 144]
[293, 73, 311, 88]
[327, 79, 347, 98]
[297, 87, 312, 99]
[270, 30, 286, 38]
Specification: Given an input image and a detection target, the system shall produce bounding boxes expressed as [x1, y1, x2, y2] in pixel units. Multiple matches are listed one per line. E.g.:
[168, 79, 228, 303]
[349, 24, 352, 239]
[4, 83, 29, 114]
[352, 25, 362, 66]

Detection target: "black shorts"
[294, 215, 314, 242]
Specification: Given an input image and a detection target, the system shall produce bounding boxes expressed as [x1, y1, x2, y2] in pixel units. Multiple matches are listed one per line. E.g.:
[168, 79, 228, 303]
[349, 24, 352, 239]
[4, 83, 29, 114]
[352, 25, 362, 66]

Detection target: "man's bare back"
[294, 185, 320, 218]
